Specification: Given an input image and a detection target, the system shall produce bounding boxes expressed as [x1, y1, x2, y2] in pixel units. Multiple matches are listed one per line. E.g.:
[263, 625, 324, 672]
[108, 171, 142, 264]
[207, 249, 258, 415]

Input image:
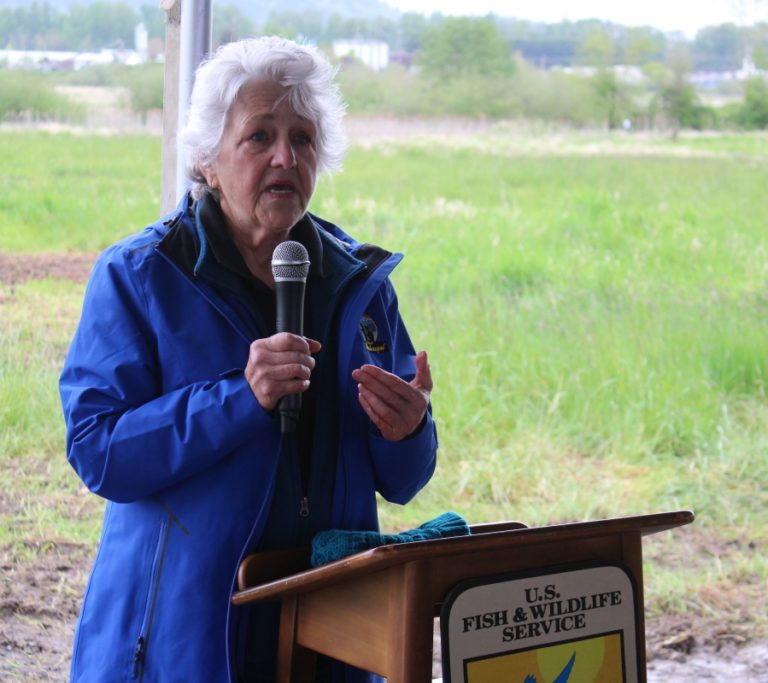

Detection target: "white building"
[332, 39, 389, 71]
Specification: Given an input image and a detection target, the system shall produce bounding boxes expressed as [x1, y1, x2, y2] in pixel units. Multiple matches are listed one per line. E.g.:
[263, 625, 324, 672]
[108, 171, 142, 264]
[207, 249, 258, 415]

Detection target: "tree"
[417, 16, 514, 80]
[139, 4, 165, 42]
[621, 26, 666, 66]
[659, 81, 707, 137]
[62, 2, 138, 50]
[576, 27, 616, 67]
[652, 48, 708, 138]
[213, 4, 257, 47]
[692, 23, 744, 70]
[0, 2, 63, 50]
[736, 76, 768, 128]
[262, 10, 325, 43]
[592, 68, 628, 129]
[396, 12, 428, 53]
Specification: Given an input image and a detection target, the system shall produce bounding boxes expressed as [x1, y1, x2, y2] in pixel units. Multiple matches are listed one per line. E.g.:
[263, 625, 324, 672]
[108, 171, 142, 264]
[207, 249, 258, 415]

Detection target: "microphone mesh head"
[272, 241, 310, 282]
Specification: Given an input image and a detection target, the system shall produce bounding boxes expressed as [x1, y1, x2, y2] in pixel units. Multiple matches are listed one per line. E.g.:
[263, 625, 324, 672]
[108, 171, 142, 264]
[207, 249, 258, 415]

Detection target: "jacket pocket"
[133, 519, 170, 681]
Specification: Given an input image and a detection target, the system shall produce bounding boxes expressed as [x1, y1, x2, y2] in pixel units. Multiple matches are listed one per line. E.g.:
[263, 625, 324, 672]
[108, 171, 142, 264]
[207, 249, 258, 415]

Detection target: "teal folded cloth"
[310, 511, 470, 567]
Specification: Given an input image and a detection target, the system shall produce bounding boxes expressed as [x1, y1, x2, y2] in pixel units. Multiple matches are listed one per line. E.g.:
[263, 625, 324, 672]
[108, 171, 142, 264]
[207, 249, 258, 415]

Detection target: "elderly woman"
[59, 37, 437, 682]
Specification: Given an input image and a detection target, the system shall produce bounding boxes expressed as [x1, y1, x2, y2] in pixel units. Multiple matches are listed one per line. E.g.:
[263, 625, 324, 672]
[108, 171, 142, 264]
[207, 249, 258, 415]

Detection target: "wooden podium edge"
[232, 510, 694, 606]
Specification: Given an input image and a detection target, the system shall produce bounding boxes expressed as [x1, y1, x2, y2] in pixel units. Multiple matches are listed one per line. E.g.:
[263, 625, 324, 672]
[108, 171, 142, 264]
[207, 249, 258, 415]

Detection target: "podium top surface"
[232, 509, 693, 606]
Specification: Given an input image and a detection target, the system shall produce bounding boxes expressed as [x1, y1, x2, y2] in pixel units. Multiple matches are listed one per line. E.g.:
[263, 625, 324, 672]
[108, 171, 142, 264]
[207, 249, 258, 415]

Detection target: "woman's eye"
[293, 131, 313, 146]
[250, 130, 269, 143]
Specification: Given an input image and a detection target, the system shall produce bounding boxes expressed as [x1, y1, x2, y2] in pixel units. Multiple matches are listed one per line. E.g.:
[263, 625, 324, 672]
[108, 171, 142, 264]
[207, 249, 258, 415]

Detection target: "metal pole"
[175, 0, 212, 206]
[175, 0, 213, 204]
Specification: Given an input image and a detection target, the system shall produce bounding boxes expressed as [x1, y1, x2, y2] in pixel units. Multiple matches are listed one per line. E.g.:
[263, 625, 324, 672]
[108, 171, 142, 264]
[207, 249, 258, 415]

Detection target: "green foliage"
[418, 17, 514, 81]
[0, 70, 83, 121]
[0, 278, 103, 544]
[213, 3, 257, 47]
[576, 28, 616, 67]
[658, 81, 710, 134]
[54, 62, 164, 116]
[505, 62, 600, 125]
[591, 68, 629, 129]
[61, 1, 137, 50]
[336, 62, 422, 114]
[0, 1, 764, 76]
[56, 62, 122, 86]
[337, 58, 604, 124]
[0, 0, 161, 51]
[417, 74, 520, 118]
[139, 3, 165, 41]
[2, 130, 768, 618]
[0, 1, 61, 50]
[397, 12, 428, 53]
[620, 26, 666, 66]
[0, 131, 160, 251]
[735, 77, 768, 129]
[116, 62, 164, 115]
[692, 23, 745, 71]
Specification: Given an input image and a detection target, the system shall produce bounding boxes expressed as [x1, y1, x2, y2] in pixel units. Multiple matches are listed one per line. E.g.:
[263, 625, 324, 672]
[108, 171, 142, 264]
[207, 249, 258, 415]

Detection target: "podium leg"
[388, 561, 434, 683]
[276, 595, 316, 683]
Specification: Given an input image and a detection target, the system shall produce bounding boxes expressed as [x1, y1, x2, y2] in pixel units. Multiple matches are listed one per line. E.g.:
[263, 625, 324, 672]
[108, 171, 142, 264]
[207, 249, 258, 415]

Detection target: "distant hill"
[0, 0, 401, 23]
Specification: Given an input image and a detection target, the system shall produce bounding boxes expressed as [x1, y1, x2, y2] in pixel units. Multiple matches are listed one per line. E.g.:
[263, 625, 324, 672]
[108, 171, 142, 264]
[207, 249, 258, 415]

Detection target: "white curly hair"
[179, 36, 347, 199]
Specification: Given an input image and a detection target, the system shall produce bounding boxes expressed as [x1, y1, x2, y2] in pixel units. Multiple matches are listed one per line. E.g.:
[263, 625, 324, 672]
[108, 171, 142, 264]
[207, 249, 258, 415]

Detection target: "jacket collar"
[157, 192, 395, 287]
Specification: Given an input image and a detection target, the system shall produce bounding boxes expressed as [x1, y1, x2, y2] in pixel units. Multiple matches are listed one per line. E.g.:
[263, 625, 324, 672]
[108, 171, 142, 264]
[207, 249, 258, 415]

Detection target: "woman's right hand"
[244, 333, 321, 412]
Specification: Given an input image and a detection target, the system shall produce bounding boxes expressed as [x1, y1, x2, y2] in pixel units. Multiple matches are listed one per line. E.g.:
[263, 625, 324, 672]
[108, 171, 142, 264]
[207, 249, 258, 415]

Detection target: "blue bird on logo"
[522, 652, 576, 683]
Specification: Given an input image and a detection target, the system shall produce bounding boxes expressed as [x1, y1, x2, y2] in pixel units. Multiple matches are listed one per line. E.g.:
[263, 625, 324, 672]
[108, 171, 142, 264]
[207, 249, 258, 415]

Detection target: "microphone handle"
[275, 280, 306, 433]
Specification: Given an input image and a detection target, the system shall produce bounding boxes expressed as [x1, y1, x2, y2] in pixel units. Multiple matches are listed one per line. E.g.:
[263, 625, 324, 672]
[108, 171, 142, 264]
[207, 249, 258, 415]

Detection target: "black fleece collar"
[194, 193, 328, 282]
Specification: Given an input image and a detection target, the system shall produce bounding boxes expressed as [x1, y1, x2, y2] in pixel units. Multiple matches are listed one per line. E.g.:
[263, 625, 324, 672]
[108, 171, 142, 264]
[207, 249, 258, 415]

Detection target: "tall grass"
[0, 279, 102, 546]
[0, 132, 160, 251]
[1, 129, 767, 624]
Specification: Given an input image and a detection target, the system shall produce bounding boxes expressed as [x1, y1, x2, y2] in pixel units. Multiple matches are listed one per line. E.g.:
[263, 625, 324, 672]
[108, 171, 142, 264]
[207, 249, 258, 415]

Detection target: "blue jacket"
[59, 194, 437, 682]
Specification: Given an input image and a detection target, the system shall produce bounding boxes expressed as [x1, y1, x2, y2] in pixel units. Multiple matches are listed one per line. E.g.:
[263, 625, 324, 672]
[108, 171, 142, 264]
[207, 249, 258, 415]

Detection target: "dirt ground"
[0, 252, 98, 287]
[2, 252, 768, 680]
[2, 535, 767, 682]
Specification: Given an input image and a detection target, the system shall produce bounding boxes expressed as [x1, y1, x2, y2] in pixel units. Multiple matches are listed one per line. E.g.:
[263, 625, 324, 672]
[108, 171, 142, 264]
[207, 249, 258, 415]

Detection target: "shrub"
[0, 71, 84, 122]
[115, 63, 164, 118]
[736, 77, 768, 129]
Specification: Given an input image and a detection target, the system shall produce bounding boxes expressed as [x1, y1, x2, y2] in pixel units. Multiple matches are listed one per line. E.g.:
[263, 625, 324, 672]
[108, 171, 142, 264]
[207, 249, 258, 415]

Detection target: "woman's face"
[203, 80, 318, 247]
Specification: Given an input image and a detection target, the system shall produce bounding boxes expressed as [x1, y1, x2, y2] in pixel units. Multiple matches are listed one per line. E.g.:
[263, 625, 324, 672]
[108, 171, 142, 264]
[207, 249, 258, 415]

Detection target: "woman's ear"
[201, 163, 219, 190]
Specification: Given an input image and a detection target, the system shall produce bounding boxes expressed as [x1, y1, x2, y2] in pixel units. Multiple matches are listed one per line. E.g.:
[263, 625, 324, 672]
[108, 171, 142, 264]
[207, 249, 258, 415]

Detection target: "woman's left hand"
[352, 350, 433, 441]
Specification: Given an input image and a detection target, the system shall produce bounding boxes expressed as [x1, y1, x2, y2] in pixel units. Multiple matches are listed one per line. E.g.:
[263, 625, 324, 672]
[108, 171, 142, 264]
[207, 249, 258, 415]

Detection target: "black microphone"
[272, 240, 310, 433]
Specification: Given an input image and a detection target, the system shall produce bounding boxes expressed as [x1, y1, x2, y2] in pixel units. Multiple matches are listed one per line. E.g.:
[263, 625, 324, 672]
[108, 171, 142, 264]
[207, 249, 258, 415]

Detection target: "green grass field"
[1, 128, 767, 631]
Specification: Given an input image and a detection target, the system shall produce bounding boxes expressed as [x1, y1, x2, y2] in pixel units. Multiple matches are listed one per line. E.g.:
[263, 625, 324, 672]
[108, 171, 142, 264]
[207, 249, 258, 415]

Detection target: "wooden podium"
[232, 510, 693, 682]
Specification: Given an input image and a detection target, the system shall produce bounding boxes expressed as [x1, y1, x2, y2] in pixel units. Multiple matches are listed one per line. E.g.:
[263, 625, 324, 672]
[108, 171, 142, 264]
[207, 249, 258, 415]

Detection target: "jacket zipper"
[133, 520, 170, 681]
[132, 637, 146, 678]
[299, 496, 310, 517]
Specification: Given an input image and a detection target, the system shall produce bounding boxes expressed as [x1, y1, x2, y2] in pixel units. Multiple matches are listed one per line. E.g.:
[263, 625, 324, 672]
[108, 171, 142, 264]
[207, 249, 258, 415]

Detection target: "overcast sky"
[386, 1, 768, 37]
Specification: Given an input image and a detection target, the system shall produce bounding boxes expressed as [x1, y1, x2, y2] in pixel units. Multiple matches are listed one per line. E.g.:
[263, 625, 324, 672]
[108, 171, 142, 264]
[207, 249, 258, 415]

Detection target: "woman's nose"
[271, 138, 297, 168]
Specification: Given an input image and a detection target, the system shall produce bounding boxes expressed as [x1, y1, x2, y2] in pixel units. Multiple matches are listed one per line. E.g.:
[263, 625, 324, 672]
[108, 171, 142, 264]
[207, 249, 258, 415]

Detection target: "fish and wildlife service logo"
[360, 315, 387, 353]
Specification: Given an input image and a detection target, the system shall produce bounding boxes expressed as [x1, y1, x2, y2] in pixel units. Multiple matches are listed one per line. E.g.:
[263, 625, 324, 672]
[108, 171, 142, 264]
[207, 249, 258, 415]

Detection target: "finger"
[261, 333, 321, 354]
[358, 382, 400, 422]
[412, 350, 433, 393]
[358, 387, 400, 437]
[359, 378, 425, 432]
[250, 348, 317, 375]
[352, 365, 417, 402]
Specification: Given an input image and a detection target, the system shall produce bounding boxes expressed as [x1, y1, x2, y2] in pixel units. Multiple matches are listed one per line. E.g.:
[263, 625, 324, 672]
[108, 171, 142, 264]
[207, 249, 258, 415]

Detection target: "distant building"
[552, 65, 646, 84]
[135, 22, 149, 61]
[332, 39, 389, 71]
[0, 50, 78, 71]
[0, 22, 153, 72]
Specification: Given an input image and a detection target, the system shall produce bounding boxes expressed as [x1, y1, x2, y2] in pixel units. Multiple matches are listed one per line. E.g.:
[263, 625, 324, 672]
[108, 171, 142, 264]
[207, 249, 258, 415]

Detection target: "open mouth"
[266, 183, 296, 195]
